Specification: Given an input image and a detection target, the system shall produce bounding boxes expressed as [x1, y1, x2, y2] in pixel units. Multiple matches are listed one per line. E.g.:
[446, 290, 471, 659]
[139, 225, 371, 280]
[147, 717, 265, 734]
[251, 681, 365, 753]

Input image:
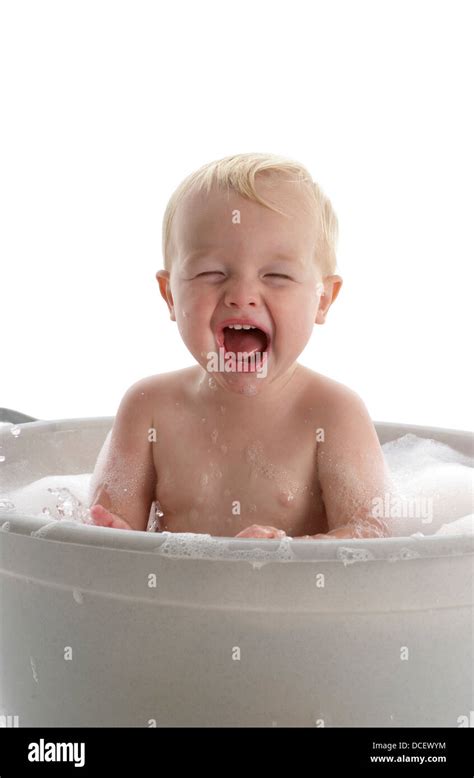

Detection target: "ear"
[315, 275, 343, 325]
[156, 270, 176, 321]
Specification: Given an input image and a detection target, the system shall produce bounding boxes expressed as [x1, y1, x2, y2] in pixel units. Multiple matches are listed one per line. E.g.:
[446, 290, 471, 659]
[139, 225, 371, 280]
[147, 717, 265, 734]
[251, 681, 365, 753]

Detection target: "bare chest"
[151, 406, 327, 537]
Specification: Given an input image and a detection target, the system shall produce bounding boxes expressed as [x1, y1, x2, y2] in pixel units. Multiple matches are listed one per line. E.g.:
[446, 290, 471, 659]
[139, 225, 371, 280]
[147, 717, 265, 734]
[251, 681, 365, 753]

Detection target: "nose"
[223, 277, 260, 308]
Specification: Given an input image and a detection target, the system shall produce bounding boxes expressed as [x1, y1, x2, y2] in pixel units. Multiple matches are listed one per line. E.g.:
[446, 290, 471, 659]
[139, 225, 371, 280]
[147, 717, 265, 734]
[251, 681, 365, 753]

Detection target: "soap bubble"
[337, 547, 375, 566]
[382, 434, 473, 536]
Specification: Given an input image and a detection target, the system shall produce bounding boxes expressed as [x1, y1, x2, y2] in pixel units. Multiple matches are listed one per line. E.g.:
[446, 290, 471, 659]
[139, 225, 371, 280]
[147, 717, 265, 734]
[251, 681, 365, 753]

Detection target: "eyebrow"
[181, 250, 217, 267]
[183, 248, 215, 257]
[270, 253, 301, 264]
[182, 250, 301, 264]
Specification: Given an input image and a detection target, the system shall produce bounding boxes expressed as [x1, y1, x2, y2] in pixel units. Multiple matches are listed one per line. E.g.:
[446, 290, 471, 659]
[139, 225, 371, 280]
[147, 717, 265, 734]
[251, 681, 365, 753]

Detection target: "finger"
[89, 504, 131, 530]
[89, 504, 112, 524]
[236, 525, 286, 539]
[235, 525, 270, 538]
[268, 527, 286, 538]
[257, 526, 286, 538]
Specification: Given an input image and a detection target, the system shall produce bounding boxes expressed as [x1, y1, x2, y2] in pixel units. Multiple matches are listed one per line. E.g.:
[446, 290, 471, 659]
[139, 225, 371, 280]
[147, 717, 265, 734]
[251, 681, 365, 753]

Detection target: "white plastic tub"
[0, 417, 472, 727]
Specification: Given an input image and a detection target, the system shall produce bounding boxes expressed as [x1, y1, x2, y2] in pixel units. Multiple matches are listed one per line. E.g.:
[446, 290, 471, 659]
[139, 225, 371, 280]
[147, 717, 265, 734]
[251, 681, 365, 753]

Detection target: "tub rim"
[1, 513, 473, 564]
[0, 415, 473, 563]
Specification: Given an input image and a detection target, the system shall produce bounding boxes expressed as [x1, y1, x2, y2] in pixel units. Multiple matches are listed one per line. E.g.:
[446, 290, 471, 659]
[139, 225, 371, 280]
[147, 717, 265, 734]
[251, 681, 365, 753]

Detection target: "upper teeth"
[226, 324, 257, 330]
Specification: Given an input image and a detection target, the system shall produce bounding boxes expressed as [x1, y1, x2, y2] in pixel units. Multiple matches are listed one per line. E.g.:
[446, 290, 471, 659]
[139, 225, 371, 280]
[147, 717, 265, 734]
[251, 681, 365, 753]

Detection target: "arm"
[298, 389, 392, 540]
[88, 379, 156, 532]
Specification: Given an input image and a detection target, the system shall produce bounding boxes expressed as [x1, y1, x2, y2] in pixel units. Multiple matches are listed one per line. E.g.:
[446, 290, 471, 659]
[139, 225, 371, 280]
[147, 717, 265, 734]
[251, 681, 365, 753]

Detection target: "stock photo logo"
[206, 346, 268, 378]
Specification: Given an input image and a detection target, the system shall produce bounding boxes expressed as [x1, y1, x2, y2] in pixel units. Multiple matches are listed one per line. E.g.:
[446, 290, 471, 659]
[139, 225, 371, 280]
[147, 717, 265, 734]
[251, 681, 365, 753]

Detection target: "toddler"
[89, 153, 391, 540]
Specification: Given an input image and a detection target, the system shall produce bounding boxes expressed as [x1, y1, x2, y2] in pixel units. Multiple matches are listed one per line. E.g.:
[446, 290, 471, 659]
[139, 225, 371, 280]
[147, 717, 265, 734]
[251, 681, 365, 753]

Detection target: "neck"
[194, 361, 304, 412]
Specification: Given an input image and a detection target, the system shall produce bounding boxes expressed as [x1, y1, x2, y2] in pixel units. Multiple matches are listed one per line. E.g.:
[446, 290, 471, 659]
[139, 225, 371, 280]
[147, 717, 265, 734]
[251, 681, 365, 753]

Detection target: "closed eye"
[195, 271, 291, 280]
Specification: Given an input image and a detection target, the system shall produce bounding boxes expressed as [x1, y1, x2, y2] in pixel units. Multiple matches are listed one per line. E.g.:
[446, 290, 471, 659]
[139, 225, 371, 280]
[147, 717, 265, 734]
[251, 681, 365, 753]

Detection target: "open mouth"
[223, 325, 268, 357]
[215, 321, 271, 373]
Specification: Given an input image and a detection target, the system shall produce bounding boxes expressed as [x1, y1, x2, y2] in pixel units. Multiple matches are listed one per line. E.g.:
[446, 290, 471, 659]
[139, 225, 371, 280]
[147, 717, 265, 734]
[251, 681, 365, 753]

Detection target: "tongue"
[224, 328, 267, 356]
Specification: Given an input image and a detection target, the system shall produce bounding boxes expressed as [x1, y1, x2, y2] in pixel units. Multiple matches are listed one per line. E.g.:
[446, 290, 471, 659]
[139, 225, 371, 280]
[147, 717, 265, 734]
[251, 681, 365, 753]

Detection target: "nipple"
[278, 489, 296, 507]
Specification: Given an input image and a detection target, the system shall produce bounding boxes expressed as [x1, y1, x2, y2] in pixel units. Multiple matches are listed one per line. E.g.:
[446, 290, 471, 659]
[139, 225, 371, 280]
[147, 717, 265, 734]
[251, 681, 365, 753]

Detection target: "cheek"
[285, 291, 319, 334]
[174, 286, 208, 322]
[274, 299, 316, 354]
[174, 288, 215, 342]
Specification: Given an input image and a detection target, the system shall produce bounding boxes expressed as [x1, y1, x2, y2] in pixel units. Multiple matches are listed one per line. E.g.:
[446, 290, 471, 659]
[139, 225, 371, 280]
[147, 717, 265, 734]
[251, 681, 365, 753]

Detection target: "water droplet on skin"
[208, 377, 217, 390]
[200, 473, 209, 488]
[249, 504, 257, 513]
[220, 405, 226, 414]
[0, 455, 5, 463]
[211, 429, 218, 444]
[10, 426, 21, 437]
[201, 418, 206, 423]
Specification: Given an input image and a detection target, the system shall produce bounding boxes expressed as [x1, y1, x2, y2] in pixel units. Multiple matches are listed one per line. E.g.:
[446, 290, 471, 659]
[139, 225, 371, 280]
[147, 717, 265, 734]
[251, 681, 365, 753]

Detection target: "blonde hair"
[162, 152, 339, 275]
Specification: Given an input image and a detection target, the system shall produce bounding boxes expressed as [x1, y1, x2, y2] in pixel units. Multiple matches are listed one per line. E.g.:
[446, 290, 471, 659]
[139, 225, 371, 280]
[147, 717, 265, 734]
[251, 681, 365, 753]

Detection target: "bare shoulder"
[295, 366, 379, 453]
[120, 367, 200, 434]
[123, 367, 197, 406]
[298, 365, 370, 419]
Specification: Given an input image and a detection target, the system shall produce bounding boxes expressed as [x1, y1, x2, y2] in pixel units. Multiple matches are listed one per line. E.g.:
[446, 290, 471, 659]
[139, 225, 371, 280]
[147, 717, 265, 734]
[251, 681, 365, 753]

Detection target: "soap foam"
[337, 546, 375, 566]
[0, 433, 472, 543]
[381, 434, 473, 536]
[156, 532, 296, 566]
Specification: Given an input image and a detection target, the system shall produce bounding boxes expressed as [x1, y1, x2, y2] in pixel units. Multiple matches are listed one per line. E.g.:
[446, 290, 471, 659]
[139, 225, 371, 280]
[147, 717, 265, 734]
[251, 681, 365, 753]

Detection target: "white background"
[0, 0, 472, 429]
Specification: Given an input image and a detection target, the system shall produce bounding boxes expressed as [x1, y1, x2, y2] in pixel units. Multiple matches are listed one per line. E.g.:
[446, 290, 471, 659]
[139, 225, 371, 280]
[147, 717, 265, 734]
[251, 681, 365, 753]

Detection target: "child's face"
[158, 177, 341, 395]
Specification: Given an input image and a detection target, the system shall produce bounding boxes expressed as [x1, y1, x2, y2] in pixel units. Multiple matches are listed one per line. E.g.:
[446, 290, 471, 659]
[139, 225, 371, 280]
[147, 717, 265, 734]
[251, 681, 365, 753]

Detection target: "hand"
[235, 524, 287, 539]
[89, 503, 133, 530]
